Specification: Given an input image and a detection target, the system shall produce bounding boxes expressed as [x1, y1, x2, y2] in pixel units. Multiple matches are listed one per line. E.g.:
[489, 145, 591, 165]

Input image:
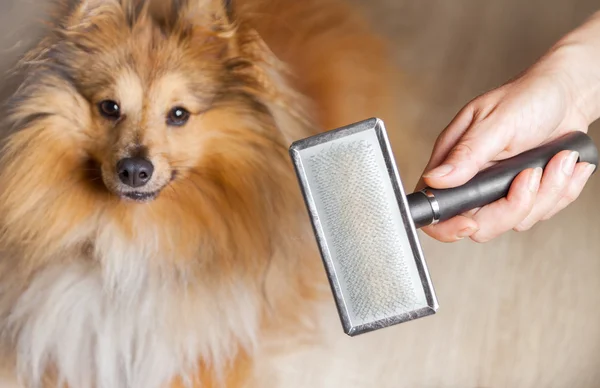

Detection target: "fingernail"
[457, 226, 479, 239]
[529, 167, 543, 192]
[584, 164, 597, 177]
[423, 164, 454, 178]
[562, 151, 579, 176]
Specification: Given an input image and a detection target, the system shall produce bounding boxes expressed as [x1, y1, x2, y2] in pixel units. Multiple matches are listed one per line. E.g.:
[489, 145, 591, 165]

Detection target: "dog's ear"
[55, 0, 235, 31]
[46, 0, 133, 57]
[180, 0, 234, 26]
[171, 0, 235, 34]
[222, 0, 234, 21]
[165, 0, 238, 59]
[54, 0, 127, 31]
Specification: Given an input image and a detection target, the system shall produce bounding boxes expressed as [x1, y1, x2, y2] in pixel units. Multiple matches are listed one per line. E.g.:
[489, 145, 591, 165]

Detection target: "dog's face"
[3, 0, 295, 204]
[0, 0, 307, 262]
[53, 0, 245, 203]
[88, 54, 216, 202]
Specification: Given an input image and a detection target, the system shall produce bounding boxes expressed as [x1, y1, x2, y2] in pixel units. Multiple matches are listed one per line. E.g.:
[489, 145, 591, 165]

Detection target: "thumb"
[422, 128, 509, 189]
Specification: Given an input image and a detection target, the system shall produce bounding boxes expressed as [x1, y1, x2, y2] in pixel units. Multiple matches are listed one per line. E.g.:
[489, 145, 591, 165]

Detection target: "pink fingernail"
[562, 151, 579, 176]
[529, 167, 542, 192]
[584, 164, 596, 178]
[423, 164, 454, 178]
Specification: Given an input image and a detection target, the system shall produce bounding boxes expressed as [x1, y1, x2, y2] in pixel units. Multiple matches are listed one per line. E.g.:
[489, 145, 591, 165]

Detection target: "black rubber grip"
[407, 191, 436, 228]
[407, 131, 598, 229]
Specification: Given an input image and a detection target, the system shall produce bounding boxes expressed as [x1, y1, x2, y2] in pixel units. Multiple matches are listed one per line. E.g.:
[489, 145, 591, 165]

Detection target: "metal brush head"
[290, 118, 438, 336]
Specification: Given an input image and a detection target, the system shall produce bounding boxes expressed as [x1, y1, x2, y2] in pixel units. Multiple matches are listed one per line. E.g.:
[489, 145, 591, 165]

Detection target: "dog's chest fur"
[2, 223, 261, 388]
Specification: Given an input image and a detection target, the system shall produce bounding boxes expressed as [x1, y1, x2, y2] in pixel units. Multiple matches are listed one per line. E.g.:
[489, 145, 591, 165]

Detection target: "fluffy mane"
[0, 1, 321, 386]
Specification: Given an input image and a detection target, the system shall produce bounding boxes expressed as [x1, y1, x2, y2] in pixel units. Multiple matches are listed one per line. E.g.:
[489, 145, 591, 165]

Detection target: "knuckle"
[470, 232, 491, 243]
[562, 194, 577, 204]
[450, 143, 475, 161]
[562, 189, 579, 204]
[542, 200, 568, 220]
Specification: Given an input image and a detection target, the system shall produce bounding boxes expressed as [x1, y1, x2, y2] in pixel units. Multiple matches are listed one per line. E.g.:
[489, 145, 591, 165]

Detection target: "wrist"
[545, 12, 600, 127]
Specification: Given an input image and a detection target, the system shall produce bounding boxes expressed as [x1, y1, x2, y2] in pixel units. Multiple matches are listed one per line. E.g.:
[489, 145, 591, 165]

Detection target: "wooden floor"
[1, 1, 599, 387]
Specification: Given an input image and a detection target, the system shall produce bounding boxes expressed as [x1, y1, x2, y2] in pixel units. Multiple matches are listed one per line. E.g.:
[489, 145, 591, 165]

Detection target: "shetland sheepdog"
[0, 0, 401, 386]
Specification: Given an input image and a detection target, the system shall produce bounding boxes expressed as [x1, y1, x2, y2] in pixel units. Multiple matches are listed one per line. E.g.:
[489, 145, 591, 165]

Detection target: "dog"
[0, 0, 401, 386]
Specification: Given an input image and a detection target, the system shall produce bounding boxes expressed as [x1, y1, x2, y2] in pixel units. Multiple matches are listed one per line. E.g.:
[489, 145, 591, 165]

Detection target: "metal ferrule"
[421, 189, 441, 225]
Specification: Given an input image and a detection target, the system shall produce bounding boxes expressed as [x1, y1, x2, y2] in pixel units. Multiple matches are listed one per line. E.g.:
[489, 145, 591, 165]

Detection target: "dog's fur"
[0, 0, 400, 386]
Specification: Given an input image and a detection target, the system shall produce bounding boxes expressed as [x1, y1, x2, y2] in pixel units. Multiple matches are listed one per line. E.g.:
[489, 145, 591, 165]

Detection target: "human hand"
[417, 20, 600, 243]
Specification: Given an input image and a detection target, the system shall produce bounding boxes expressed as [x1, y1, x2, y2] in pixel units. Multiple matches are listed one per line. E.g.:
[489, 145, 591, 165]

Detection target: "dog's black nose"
[116, 157, 154, 188]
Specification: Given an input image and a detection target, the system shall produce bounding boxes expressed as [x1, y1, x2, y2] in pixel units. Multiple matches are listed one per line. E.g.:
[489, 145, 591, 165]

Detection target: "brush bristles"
[294, 125, 432, 331]
[308, 139, 419, 324]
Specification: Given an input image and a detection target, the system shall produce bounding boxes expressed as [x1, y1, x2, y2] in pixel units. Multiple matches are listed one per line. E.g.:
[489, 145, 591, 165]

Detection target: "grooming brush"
[289, 118, 598, 336]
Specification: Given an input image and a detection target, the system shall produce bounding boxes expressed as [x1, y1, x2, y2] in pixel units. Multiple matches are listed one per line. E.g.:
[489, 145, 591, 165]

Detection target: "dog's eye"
[99, 100, 121, 120]
[167, 107, 190, 127]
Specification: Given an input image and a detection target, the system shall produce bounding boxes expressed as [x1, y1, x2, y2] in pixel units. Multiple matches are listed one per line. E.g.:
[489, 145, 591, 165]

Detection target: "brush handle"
[407, 131, 599, 229]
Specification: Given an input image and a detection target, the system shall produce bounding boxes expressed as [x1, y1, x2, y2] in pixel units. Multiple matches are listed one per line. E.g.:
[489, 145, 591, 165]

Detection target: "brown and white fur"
[0, 0, 401, 387]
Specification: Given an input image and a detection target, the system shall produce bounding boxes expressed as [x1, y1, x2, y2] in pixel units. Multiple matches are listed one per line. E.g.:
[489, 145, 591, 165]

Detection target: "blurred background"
[265, 1, 600, 387]
[1, 0, 599, 387]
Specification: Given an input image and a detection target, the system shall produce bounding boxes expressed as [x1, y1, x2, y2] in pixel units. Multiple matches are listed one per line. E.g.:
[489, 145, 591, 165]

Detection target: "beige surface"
[348, 1, 600, 387]
[1, 1, 599, 387]
[338, 1, 600, 387]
